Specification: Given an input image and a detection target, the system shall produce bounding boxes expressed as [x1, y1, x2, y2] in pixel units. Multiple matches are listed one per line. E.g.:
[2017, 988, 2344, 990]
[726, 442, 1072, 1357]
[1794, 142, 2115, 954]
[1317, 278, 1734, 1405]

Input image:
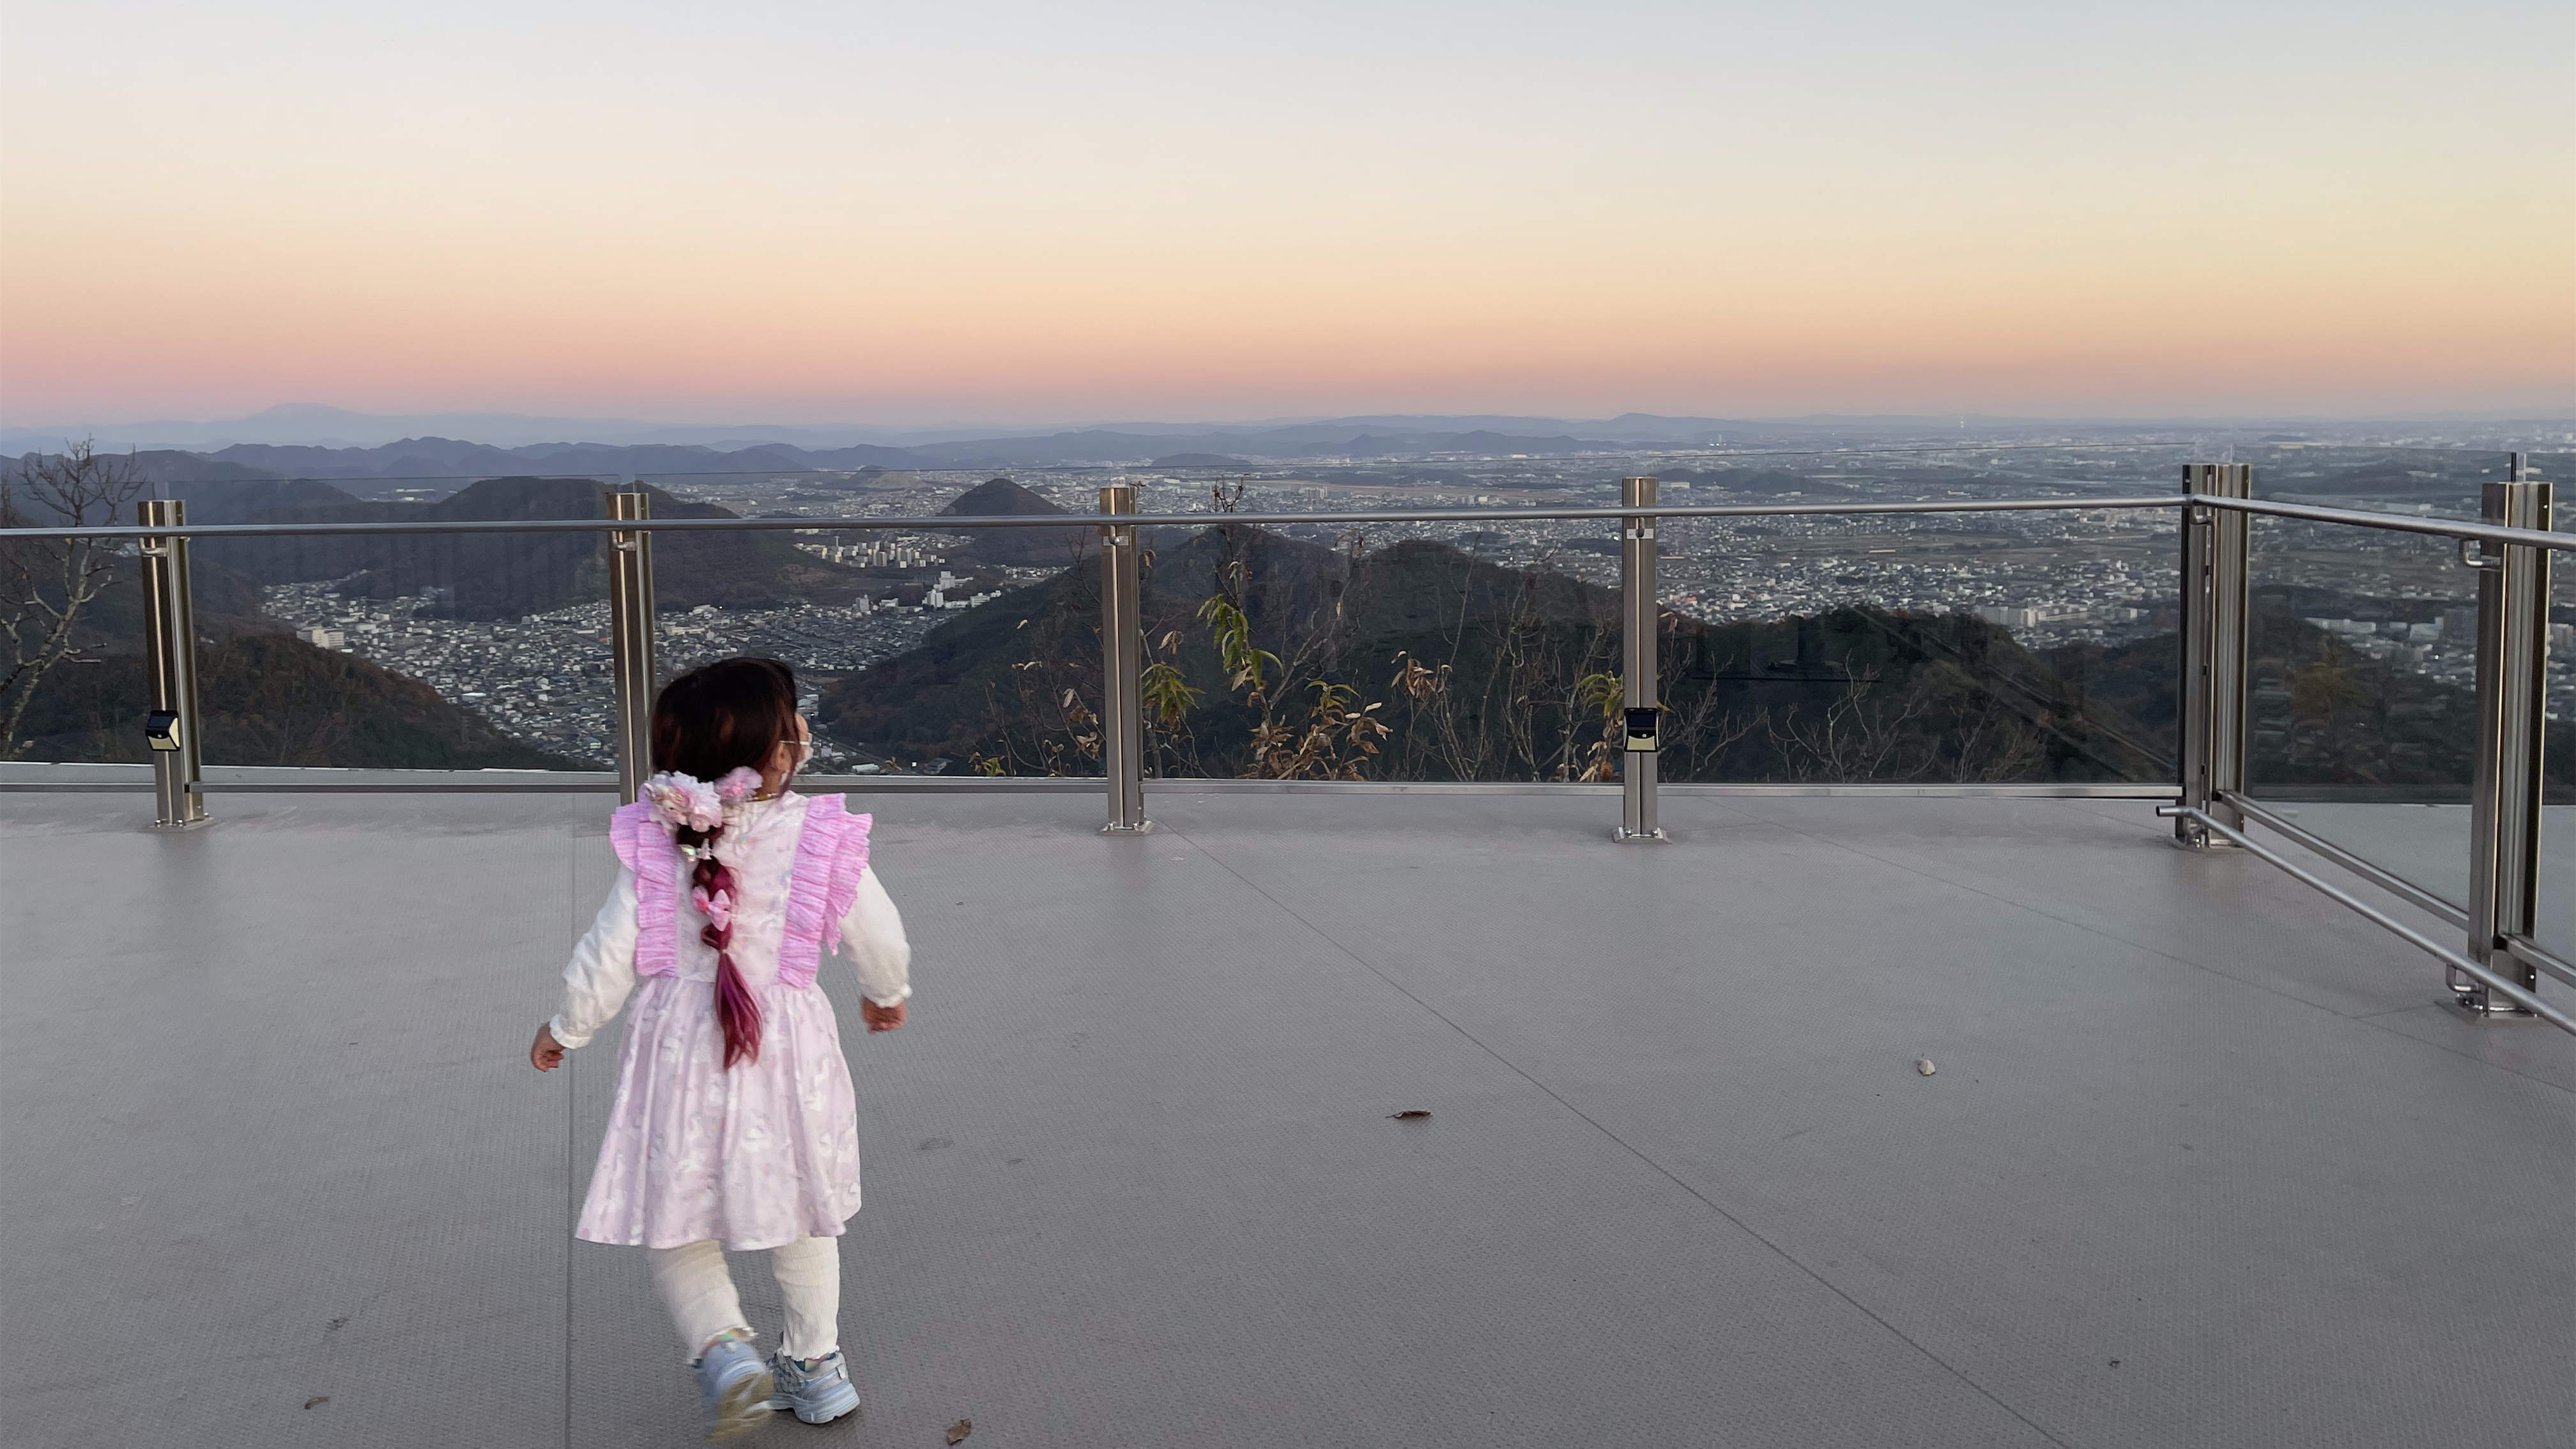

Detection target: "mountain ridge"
[159, 473, 877, 617]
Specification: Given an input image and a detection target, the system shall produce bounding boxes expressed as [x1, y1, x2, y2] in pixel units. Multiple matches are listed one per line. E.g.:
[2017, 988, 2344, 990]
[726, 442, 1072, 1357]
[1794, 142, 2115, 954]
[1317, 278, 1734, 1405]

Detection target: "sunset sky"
[3, 1, 2569, 425]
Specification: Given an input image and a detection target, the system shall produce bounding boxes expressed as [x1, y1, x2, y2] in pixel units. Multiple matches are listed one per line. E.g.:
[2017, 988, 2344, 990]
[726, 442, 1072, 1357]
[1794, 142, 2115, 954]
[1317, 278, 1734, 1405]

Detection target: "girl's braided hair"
[649, 657, 801, 1069]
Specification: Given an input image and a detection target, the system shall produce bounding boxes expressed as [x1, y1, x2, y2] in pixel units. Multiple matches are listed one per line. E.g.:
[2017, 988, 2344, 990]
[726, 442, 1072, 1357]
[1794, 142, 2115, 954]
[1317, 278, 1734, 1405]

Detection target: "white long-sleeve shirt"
[549, 795, 912, 1050]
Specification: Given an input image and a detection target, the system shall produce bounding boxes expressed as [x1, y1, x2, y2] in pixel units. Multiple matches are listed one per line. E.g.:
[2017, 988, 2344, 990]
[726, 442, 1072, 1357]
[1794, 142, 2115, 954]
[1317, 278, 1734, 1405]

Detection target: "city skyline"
[4, 1, 2571, 424]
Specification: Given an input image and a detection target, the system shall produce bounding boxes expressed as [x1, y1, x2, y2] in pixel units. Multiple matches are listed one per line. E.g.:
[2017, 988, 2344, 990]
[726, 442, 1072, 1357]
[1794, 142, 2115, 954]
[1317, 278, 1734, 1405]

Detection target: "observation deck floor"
[2, 788, 2568, 1449]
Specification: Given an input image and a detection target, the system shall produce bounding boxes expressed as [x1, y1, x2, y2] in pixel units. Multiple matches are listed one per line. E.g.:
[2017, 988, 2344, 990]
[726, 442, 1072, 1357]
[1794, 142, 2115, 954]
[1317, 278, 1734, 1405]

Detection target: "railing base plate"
[2448, 989, 2542, 1025]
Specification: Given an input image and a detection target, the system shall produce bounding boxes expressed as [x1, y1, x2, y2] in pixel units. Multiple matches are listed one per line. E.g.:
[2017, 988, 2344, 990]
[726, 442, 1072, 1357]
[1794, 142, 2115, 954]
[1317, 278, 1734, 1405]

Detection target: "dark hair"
[648, 657, 801, 1069]
[651, 656, 799, 782]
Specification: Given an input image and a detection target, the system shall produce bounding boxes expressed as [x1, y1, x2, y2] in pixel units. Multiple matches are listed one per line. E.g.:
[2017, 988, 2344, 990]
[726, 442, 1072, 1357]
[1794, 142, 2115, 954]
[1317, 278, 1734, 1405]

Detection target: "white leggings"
[648, 1236, 841, 1363]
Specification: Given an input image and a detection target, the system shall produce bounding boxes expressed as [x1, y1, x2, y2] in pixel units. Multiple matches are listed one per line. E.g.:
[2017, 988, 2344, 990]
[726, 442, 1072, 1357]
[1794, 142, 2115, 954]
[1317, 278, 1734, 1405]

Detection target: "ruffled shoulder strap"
[778, 794, 871, 988]
[608, 800, 655, 870]
[825, 803, 872, 940]
[610, 799, 681, 977]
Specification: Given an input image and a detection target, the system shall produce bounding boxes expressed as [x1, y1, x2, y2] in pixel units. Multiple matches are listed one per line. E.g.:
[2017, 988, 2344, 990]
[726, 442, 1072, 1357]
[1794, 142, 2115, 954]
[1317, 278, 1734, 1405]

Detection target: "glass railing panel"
[1652, 489, 2183, 784]
[776, 448, 2202, 784]
[783, 445, 2191, 785]
[1632, 440, 2199, 509]
[637, 468, 1108, 778]
[34, 445, 2540, 790]
[2542, 538, 2573, 960]
[213, 473, 623, 770]
[3, 471, 622, 770]
[0, 448, 266, 764]
[1, 503, 160, 764]
[2530, 449, 2576, 522]
[2237, 443, 2517, 522]
[779, 464, 1614, 782]
[660, 520, 1098, 779]
[1123, 514, 1621, 781]
[2240, 507, 2489, 907]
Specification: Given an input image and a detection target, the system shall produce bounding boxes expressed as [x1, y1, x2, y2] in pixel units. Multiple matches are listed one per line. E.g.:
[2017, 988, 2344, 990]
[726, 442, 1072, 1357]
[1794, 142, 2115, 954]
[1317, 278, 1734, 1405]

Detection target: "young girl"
[530, 657, 911, 1442]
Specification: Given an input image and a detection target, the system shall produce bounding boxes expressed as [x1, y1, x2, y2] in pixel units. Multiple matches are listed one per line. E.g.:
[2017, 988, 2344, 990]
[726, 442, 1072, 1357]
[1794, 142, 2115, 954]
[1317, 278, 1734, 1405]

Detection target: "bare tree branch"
[2, 441, 153, 758]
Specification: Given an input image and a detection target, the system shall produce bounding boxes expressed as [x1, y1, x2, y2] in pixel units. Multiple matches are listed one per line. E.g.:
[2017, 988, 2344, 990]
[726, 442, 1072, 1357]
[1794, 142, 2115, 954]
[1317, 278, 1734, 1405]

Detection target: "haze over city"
[4, 0, 2570, 428]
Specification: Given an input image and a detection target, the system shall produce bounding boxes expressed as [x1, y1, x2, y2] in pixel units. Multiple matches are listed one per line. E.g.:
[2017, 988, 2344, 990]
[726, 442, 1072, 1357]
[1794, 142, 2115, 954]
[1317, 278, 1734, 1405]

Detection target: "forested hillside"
[15, 631, 583, 769]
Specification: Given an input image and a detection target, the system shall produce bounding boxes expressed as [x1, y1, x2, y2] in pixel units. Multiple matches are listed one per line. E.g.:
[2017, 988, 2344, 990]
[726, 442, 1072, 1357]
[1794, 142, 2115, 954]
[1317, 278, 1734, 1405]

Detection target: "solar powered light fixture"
[1623, 706, 1659, 753]
[144, 710, 184, 752]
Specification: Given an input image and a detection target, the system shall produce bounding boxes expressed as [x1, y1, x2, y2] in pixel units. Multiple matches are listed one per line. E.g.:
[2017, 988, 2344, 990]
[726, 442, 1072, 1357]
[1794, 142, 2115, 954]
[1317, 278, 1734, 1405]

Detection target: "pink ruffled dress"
[549, 792, 910, 1251]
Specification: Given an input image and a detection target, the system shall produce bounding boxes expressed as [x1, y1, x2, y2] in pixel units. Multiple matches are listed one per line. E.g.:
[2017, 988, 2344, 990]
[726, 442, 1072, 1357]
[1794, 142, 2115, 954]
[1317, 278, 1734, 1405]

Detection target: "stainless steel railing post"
[137, 498, 207, 829]
[2458, 457, 2552, 1021]
[1616, 475, 1666, 841]
[1098, 484, 1151, 834]
[606, 491, 659, 802]
[2174, 463, 2251, 847]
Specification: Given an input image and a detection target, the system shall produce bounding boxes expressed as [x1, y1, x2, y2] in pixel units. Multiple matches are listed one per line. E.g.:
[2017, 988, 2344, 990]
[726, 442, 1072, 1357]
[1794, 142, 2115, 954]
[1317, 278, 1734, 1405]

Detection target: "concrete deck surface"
[3, 789, 2569, 1449]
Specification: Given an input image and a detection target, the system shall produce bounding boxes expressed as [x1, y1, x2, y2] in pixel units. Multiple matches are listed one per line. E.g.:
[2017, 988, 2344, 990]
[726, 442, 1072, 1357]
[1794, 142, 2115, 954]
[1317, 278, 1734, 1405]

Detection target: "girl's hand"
[530, 1023, 567, 1071]
[861, 999, 907, 1034]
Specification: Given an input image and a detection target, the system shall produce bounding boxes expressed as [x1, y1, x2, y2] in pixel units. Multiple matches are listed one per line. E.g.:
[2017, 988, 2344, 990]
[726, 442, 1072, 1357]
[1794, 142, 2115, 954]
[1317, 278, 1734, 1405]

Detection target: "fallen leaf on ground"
[947, 1419, 973, 1444]
[1915, 1060, 1936, 1077]
[1388, 1110, 1431, 1120]
[302, 1397, 329, 1410]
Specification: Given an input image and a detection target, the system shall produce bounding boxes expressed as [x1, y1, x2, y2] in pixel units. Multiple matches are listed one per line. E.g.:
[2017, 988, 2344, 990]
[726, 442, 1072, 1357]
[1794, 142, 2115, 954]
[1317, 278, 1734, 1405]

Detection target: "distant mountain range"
[13, 426, 1655, 484]
[13, 403, 2568, 463]
[42, 404, 2541, 470]
[0, 406, 1765, 454]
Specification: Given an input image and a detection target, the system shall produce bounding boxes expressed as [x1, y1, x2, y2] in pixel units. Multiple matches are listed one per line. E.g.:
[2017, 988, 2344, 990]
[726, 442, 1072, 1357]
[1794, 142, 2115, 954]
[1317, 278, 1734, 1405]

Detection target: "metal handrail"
[0, 770, 2182, 799]
[11, 491, 2573, 553]
[2197, 494, 2576, 553]
[0, 493, 2195, 542]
